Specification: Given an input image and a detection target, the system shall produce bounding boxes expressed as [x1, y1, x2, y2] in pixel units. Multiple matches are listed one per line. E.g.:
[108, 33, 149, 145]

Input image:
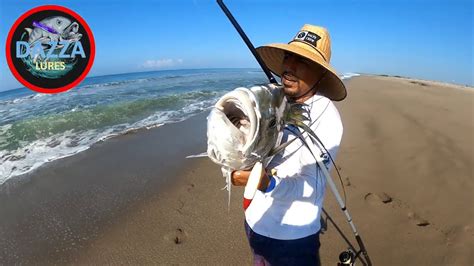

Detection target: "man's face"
[281, 52, 322, 102]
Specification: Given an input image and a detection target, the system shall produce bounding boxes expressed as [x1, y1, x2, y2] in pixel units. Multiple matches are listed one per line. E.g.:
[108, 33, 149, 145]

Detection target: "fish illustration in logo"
[26, 16, 82, 49]
[16, 16, 85, 78]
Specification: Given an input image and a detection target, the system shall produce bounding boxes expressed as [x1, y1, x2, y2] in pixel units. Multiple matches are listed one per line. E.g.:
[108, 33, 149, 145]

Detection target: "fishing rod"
[216, 1, 372, 265]
[305, 132, 372, 266]
[285, 123, 372, 266]
[216, 0, 277, 84]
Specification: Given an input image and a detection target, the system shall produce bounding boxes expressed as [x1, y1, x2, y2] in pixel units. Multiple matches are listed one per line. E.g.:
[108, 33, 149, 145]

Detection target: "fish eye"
[268, 118, 276, 128]
[57, 20, 62, 25]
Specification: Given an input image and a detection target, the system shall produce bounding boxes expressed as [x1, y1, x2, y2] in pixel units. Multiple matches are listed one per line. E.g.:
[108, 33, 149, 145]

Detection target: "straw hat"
[257, 24, 347, 101]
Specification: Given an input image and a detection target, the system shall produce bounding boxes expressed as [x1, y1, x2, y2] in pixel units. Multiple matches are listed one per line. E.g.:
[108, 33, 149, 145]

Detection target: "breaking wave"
[0, 69, 266, 184]
[0, 69, 359, 184]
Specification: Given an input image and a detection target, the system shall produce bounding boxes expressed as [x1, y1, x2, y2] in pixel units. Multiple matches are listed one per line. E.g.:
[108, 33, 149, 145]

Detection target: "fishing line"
[287, 124, 371, 266]
[307, 125, 347, 205]
[285, 69, 327, 103]
[285, 121, 346, 207]
[304, 96, 347, 205]
[294, 104, 372, 265]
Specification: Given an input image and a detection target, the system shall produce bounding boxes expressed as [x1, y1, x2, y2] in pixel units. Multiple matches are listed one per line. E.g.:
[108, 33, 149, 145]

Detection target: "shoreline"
[0, 116, 201, 189]
[2, 73, 469, 186]
[0, 111, 225, 264]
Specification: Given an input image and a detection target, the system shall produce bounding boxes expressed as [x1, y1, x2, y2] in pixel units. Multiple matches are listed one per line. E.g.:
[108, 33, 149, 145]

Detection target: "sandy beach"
[0, 75, 472, 265]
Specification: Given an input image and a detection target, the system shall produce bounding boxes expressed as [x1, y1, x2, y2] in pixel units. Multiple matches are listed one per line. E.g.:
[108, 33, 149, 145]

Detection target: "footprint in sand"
[407, 212, 430, 227]
[187, 183, 195, 192]
[344, 176, 351, 187]
[164, 228, 187, 244]
[364, 192, 430, 227]
[364, 192, 392, 205]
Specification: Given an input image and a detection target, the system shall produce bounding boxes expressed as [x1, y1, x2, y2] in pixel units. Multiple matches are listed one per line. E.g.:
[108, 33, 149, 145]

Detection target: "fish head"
[64, 21, 79, 33]
[39, 16, 73, 34]
[207, 88, 256, 169]
[248, 83, 288, 159]
[60, 21, 82, 42]
[207, 84, 287, 170]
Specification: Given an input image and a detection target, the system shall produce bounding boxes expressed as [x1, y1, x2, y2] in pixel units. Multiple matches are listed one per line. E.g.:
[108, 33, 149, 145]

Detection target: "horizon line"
[1, 69, 472, 93]
[0, 67, 264, 93]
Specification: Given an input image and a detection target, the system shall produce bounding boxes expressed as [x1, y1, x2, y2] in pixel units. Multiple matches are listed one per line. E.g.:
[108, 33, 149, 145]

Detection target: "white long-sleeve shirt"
[245, 94, 343, 240]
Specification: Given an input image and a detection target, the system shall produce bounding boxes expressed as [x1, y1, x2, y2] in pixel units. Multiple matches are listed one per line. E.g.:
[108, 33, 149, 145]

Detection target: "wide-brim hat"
[257, 24, 347, 101]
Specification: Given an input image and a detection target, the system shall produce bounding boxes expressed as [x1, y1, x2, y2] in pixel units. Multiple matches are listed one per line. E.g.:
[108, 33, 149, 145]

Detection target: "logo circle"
[6, 5, 95, 94]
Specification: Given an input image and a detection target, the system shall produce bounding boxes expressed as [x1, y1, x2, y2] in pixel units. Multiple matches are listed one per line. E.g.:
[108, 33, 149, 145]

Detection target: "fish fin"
[185, 152, 208, 159]
[227, 172, 231, 211]
[287, 113, 309, 123]
[221, 167, 233, 211]
[269, 137, 297, 157]
[25, 28, 32, 35]
[270, 121, 314, 157]
[286, 125, 318, 161]
[284, 103, 311, 124]
[295, 121, 319, 142]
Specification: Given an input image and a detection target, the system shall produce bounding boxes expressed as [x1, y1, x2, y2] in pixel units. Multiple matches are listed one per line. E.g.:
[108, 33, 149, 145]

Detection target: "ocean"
[0, 68, 359, 184]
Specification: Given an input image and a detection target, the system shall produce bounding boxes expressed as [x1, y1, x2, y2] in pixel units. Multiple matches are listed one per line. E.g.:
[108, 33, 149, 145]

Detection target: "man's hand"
[231, 169, 250, 186]
[231, 167, 271, 192]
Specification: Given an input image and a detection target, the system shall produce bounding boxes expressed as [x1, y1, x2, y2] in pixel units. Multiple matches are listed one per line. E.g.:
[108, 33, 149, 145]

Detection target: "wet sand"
[0, 75, 472, 265]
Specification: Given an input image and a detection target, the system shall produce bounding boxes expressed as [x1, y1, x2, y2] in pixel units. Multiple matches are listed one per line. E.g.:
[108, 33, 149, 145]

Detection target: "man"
[231, 25, 347, 265]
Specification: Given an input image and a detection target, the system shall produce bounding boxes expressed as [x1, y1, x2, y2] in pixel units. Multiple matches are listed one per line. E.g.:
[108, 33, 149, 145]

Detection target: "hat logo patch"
[293, 30, 321, 47]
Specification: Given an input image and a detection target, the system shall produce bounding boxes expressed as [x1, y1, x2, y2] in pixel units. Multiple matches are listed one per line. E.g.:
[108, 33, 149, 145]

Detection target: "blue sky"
[0, 0, 472, 91]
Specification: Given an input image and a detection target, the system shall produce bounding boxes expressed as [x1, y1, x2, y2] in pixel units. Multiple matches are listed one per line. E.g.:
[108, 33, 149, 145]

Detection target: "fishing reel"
[337, 248, 355, 266]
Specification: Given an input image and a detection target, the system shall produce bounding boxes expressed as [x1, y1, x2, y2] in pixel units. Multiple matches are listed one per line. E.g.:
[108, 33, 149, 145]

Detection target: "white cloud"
[142, 58, 184, 69]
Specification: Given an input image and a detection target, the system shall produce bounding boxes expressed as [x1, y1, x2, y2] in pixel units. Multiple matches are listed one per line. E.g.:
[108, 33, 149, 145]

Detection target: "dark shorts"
[244, 221, 321, 266]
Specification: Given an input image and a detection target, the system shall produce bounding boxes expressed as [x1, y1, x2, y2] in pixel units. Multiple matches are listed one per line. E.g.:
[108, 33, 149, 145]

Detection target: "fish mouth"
[59, 22, 82, 42]
[221, 101, 251, 135]
[213, 89, 258, 151]
[63, 22, 79, 34]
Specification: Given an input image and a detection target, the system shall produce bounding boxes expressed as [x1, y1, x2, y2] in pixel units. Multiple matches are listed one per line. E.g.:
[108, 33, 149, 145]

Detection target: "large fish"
[207, 83, 286, 170]
[207, 83, 314, 204]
